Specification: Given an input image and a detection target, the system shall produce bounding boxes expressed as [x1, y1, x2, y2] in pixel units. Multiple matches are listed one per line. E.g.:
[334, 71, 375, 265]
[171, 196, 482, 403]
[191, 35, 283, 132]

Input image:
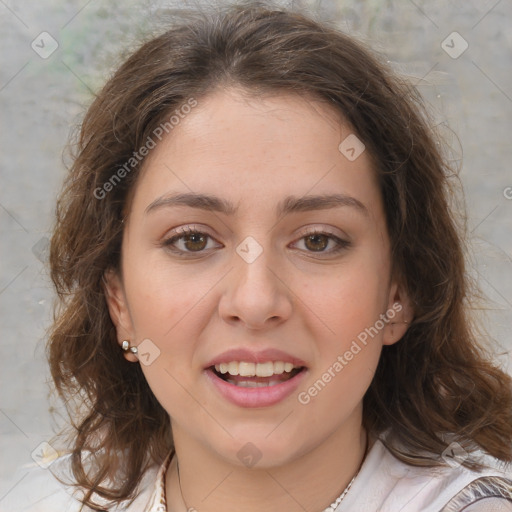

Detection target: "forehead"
[130, 88, 381, 219]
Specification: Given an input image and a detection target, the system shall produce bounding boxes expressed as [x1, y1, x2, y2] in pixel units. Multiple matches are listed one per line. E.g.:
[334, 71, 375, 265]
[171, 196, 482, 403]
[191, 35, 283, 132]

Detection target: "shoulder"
[2, 453, 165, 512]
[118, 460, 165, 512]
[439, 472, 512, 512]
[463, 497, 512, 512]
[1, 455, 81, 511]
[338, 435, 512, 512]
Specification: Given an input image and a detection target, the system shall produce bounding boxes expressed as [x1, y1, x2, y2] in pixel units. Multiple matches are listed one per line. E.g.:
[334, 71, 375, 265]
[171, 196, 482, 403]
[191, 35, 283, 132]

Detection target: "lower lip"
[204, 368, 308, 408]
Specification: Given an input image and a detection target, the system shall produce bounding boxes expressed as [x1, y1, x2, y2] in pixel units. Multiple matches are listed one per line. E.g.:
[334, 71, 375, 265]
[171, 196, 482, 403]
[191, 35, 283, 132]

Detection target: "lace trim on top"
[440, 476, 512, 511]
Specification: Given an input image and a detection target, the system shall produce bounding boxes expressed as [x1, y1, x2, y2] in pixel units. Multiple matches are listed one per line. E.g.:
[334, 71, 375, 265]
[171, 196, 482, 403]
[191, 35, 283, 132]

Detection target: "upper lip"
[204, 348, 308, 369]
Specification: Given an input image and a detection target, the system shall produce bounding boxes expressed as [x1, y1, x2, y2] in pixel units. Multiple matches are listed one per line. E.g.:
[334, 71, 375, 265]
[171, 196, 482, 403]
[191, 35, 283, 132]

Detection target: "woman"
[46, 2, 512, 511]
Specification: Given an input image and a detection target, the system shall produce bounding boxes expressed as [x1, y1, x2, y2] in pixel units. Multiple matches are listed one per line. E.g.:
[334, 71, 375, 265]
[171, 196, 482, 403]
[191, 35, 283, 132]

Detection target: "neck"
[166, 415, 369, 512]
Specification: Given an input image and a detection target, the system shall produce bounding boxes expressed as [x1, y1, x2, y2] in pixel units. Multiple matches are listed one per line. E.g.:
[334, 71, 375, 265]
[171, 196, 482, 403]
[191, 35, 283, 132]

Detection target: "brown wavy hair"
[48, 1, 512, 509]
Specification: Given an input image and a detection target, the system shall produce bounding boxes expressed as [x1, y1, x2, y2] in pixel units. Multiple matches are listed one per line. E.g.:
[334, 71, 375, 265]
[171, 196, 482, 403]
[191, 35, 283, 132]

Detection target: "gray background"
[1, 0, 511, 509]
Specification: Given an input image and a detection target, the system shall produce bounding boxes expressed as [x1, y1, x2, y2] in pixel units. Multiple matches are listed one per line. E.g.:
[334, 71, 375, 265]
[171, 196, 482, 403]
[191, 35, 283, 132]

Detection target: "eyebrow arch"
[145, 192, 368, 217]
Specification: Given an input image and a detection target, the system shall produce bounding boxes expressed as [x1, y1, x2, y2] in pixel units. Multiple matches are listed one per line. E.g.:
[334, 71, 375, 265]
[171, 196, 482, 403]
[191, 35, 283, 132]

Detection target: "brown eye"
[292, 230, 351, 256]
[304, 233, 329, 252]
[162, 228, 221, 255]
[182, 232, 208, 251]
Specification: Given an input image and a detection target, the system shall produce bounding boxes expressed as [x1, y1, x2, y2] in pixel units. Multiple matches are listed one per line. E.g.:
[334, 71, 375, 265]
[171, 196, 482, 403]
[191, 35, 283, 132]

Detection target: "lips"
[203, 347, 308, 407]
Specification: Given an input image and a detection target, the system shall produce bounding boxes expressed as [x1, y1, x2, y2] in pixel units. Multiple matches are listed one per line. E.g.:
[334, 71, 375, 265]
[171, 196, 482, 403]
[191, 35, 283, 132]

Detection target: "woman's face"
[106, 88, 410, 467]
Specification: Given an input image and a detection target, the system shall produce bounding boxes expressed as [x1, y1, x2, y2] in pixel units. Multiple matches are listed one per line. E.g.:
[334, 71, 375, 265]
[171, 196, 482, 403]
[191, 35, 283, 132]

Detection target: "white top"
[5, 438, 512, 511]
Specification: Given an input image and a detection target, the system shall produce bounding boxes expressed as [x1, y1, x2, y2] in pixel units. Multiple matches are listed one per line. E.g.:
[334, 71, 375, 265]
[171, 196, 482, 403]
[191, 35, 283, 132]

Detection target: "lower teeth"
[226, 379, 281, 387]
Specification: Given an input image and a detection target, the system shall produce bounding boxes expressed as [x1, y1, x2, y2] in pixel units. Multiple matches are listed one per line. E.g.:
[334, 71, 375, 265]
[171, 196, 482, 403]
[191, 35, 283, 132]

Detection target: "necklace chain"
[321, 474, 357, 512]
[322, 431, 369, 511]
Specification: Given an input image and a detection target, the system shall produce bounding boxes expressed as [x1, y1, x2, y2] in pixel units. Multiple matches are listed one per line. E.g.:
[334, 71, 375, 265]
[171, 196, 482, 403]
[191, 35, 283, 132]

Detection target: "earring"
[121, 340, 138, 354]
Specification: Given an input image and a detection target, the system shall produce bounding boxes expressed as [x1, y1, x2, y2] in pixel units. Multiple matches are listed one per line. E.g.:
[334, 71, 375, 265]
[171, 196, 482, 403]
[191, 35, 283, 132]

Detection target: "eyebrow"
[145, 192, 368, 217]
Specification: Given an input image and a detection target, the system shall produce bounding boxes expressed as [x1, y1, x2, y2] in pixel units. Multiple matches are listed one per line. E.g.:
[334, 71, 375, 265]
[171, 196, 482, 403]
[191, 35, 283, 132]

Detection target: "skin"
[105, 88, 413, 512]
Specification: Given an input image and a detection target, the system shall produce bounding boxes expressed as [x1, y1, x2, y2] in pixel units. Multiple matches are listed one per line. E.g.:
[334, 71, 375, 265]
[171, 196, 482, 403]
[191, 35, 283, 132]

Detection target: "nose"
[218, 244, 293, 330]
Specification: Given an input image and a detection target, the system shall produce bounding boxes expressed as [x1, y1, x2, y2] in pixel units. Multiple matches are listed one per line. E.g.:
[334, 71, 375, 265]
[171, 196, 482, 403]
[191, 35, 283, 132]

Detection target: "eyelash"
[161, 226, 351, 257]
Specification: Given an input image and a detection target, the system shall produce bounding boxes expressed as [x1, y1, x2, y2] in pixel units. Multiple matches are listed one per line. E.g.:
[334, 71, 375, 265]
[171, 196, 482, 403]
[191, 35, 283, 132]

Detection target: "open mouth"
[208, 361, 306, 388]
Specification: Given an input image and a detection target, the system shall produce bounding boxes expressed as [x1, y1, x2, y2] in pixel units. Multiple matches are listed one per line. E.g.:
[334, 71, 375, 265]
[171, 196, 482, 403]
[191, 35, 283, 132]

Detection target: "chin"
[210, 428, 311, 470]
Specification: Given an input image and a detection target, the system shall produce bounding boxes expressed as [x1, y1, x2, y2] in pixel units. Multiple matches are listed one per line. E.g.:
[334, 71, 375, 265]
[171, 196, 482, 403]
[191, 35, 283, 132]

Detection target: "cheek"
[295, 262, 386, 420]
[121, 251, 217, 406]
[126, 269, 208, 416]
[122, 248, 214, 341]
[298, 251, 390, 408]
[307, 256, 390, 343]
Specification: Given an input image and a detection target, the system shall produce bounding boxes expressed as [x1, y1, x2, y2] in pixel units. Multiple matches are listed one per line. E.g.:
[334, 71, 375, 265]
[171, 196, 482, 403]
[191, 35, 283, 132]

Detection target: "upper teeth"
[214, 361, 299, 377]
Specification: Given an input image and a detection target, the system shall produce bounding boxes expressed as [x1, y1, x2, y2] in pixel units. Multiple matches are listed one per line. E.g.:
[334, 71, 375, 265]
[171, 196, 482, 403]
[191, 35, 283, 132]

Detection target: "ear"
[103, 268, 138, 362]
[382, 279, 414, 346]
